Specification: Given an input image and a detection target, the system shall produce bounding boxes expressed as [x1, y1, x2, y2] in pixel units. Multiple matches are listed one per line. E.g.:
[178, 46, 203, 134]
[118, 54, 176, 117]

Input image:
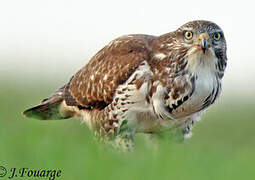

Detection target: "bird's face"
[178, 20, 226, 56]
[176, 20, 227, 74]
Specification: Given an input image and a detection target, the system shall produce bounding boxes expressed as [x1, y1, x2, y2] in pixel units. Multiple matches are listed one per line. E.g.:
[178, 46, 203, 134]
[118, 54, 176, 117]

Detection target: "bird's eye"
[213, 32, 221, 41]
[184, 31, 193, 40]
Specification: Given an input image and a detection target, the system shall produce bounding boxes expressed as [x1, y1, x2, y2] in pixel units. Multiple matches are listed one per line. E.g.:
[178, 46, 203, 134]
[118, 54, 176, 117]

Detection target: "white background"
[0, 0, 254, 98]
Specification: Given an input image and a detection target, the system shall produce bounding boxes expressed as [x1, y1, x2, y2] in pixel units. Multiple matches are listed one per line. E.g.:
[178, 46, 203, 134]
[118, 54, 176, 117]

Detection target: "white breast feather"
[185, 50, 219, 110]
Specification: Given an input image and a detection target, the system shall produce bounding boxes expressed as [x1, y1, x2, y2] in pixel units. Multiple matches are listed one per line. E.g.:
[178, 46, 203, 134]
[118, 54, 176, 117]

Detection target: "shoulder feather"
[67, 34, 156, 109]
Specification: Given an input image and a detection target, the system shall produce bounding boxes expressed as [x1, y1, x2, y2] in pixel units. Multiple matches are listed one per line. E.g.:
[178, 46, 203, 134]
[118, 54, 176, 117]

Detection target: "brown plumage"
[24, 20, 227, 150]
[69, 35, 155, 109]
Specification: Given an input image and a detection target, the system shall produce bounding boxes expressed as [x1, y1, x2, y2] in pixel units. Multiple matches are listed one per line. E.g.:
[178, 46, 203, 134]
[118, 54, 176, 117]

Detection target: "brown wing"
[65, 34, 156, 109]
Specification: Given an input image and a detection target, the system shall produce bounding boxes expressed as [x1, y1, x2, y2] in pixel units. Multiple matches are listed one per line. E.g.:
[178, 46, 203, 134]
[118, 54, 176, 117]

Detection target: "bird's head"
[177, 20, 227, 75]
[153, 20, 227, 77]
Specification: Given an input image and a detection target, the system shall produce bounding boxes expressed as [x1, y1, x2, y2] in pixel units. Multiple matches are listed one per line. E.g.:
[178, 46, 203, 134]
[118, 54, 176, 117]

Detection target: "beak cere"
[198, 33, 209, 54]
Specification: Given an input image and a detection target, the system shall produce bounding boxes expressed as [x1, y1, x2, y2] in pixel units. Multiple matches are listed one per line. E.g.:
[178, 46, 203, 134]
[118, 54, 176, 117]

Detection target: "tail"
[23, 86, 72, 120]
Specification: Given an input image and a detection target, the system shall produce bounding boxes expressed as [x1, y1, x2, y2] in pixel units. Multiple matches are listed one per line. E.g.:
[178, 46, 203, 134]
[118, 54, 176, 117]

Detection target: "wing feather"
[66, 34, 156, 109]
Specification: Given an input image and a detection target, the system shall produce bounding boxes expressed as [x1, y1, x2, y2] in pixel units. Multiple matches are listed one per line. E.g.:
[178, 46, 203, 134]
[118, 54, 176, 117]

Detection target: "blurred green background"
[0, 76, 255, 180]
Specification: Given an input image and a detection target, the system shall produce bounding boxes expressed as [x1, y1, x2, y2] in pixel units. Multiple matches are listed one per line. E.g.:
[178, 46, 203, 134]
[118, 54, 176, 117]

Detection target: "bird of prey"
[24, 20, 227, 150]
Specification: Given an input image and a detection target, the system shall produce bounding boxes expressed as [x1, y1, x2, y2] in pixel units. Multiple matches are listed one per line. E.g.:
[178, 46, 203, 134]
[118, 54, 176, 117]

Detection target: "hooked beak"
[198, 33, 210, 54]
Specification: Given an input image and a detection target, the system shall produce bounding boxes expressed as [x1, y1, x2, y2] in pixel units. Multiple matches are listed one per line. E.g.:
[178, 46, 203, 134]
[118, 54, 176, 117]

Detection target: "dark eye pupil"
[184, 31, 193, 40]
[214, 33, 221, 40]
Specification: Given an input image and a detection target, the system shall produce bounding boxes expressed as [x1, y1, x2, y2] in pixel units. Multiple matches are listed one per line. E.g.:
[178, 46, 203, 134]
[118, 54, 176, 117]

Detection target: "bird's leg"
[92, 117, 135, 152]
[108, 120, 135, 152]
[182, 119, 194, 139]
[110, 132, 135, 152]
[179, 114, 200, 139]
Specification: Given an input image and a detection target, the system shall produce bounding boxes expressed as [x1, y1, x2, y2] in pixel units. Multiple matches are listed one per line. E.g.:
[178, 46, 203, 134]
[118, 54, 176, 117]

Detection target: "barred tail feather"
[23, 86, 72, 120]
[23, 101, 71, 120]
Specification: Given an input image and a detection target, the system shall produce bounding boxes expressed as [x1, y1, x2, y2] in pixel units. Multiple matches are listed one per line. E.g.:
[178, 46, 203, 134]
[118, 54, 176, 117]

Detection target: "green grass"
[0, 80, 255, 180]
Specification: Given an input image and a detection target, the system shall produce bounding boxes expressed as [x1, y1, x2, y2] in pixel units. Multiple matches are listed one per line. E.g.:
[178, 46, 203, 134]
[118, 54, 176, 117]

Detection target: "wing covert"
[66, 35, 155, 109]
